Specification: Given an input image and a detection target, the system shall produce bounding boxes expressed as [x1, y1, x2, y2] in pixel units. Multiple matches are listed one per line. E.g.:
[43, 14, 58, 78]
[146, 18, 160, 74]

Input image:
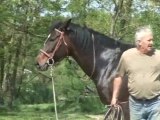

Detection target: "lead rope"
[104, 103, 126, 120]
[50, 64, 59, 120]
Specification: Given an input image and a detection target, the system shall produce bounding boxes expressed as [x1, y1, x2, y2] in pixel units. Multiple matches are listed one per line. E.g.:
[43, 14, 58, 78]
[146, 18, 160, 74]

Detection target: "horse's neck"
[71, 51, 94, 77]
[69, 36, 94, 77]
[69, 36, 134, 83]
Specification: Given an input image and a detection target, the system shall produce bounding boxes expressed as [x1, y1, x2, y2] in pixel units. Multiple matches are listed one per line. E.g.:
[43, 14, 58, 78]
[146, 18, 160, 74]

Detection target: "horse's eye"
[50, 35, 60, 41]
[48, 36, 56, 41]
[50, 38, 54, 41]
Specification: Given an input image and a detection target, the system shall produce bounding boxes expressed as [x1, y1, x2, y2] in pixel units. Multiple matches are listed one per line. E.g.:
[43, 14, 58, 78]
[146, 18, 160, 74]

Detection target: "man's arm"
[111, 76, 123, 106]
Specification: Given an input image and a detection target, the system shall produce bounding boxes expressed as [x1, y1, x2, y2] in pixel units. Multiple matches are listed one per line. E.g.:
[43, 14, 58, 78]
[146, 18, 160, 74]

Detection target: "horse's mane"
[50, 20, 134, 50]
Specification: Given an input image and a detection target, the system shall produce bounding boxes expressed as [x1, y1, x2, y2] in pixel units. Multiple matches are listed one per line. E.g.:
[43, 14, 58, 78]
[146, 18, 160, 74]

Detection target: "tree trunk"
[110, 0, 124, 37]
[8, 37, 23, 109]
[119, 0, 133, 37]
[0, 42, 5, 104]
[16, 34, 27, 99]
[110, 0, 133, 38]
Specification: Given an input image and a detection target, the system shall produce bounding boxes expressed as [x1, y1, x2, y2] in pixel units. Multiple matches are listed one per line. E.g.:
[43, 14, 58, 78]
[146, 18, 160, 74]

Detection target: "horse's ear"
[61, 19, 72, 31]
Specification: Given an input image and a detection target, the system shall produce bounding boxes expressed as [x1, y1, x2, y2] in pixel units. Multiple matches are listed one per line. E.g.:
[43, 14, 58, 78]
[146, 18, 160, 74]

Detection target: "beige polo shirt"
[117, 48, 160, 99]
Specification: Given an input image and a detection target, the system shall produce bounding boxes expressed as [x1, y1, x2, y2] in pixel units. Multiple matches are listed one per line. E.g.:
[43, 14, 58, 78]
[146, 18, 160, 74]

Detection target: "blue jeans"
[129, 95, 160, 120]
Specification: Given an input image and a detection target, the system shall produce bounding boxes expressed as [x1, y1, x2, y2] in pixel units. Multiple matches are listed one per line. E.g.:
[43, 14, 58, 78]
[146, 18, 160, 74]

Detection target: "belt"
[130, 95, 160, 102]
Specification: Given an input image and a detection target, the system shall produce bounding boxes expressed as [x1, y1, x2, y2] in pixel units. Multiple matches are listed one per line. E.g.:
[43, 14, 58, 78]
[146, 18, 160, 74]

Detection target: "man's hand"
[111, 97, 118, 106]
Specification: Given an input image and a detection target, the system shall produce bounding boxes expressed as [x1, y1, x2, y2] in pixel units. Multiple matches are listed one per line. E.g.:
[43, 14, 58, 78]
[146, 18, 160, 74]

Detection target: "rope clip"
[48, 58, 54, 66]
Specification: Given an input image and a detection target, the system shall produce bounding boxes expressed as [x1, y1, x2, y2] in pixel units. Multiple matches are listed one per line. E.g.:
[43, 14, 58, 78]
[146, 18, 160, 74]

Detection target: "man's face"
[139, 33, 153, 53]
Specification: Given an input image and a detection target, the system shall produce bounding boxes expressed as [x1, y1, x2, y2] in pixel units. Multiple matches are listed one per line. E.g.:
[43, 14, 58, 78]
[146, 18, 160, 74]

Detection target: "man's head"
[135, 25, 154, 54]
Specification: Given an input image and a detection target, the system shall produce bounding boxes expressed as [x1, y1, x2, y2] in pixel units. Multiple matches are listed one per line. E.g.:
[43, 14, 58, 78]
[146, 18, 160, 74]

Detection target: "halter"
[90, 34, 96, 78]
[40, 28, 68, 65]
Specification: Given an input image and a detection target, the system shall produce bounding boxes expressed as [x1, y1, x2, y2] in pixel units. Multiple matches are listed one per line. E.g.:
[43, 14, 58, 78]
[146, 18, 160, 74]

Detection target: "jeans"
[129, 95, 160, 120]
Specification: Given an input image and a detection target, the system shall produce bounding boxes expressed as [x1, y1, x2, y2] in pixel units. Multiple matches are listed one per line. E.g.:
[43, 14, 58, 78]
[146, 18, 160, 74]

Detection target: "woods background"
[0, 0, 160, 119]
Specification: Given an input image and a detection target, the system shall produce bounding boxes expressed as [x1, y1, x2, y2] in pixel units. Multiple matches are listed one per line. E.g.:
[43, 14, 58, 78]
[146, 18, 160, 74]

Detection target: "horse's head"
[36, 19, 72, 71]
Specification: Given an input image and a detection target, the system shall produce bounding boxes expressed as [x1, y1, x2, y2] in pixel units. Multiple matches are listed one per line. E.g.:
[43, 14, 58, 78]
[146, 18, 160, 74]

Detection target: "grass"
[0, 111, 96, 120]
[0, 104, 105, 120]
[0, 111, 104, 120]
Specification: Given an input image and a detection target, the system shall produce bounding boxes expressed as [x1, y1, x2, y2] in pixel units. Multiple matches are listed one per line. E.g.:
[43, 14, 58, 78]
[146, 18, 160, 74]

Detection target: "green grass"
[0, 111, 104, 120]
[0, 111, 96, 120]
[0, 104, 104, 120]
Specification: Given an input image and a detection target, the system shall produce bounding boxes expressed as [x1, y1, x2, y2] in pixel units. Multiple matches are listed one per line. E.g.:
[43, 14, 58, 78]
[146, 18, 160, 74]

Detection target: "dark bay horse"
[36, 19, 134, 120]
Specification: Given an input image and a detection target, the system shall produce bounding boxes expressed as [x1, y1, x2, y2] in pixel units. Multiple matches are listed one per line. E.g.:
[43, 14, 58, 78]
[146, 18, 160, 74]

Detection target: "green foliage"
[0, 103, 104, 120]
[85, 10, 112, 35]
[79, 95, 105, 113]
[19, 79, 52, 104]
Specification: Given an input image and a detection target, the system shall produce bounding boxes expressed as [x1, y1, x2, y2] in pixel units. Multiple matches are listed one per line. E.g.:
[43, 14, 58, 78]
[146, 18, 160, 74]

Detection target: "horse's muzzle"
[36, 62, 49, 71]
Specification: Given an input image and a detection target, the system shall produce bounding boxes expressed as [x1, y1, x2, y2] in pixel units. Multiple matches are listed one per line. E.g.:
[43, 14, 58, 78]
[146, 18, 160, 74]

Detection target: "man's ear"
[138, 40, 142, 46]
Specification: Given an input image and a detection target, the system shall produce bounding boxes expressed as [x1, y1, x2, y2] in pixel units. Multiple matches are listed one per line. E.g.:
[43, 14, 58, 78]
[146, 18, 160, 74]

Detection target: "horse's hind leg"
[120, 101, 130, 120]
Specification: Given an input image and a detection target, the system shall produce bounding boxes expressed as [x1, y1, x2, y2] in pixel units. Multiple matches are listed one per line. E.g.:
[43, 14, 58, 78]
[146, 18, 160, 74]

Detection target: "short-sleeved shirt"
[117, 48, 160, 99]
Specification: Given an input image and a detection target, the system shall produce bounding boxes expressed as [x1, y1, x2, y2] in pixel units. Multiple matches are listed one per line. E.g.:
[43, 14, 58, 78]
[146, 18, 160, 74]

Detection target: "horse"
[36, 19, 134, 120]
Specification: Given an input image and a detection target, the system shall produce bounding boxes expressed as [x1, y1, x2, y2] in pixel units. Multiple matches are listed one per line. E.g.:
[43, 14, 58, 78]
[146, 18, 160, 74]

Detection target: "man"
[111, 25, 160, 120]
